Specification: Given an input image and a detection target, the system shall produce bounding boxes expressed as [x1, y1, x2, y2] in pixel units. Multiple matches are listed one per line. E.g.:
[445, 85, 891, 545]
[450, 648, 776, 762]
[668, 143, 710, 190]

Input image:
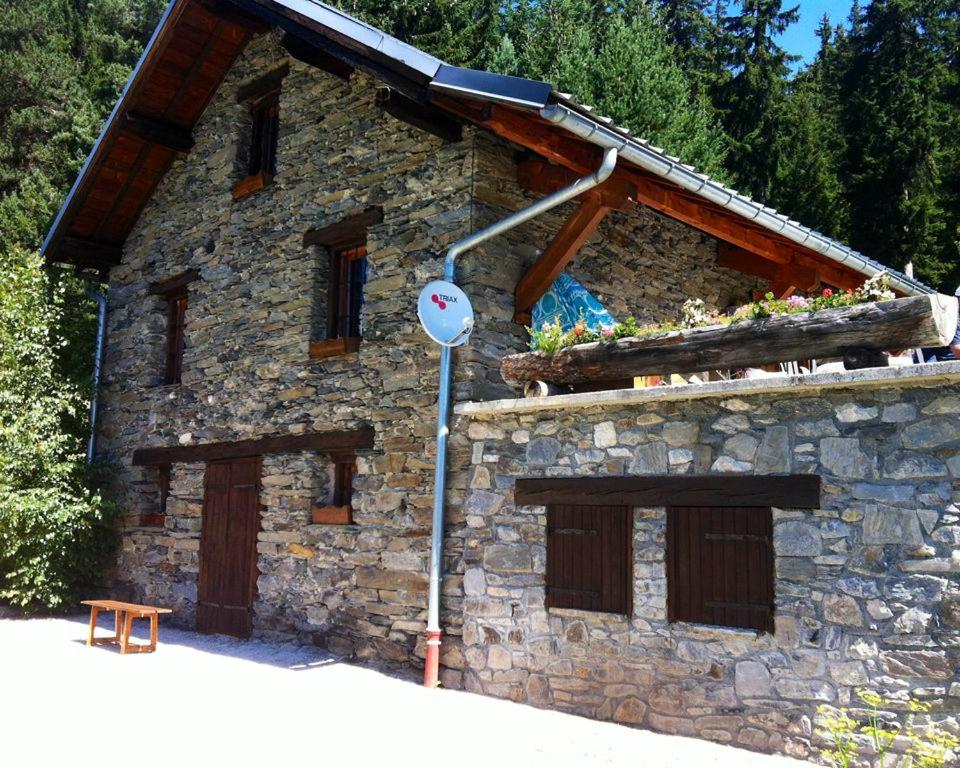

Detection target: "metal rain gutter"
[539, 102, 933, 298]
[423, 146, 619, 688]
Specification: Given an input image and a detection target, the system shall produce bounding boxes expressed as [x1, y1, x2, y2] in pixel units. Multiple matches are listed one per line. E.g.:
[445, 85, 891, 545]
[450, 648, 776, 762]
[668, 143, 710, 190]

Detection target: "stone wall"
[449, 380, 960, 760]
[103, 33, 477, 663]
[98, 26, 763, 670]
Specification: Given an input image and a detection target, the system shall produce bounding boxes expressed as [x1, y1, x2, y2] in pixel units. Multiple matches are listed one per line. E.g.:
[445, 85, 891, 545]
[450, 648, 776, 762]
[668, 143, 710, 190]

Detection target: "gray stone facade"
[450, 381, 960, 760]
[93, 27, 960, 763]
[102, 32, 742, 661]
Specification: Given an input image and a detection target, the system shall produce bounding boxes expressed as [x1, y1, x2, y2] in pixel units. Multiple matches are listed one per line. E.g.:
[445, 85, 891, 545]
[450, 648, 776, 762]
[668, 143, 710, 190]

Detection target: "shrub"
[0, 248, 117, 609]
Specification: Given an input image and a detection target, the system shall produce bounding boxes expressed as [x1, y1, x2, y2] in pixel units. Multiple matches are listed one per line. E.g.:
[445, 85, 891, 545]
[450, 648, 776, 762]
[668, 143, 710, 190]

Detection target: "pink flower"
[822, 288, 833, 298]
[786, 295, 809, 309]
[601, 326, 615, 338]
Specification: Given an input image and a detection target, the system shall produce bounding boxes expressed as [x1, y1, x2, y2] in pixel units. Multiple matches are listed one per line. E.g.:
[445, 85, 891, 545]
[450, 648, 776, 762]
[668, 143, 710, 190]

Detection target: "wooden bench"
[82, 600, 172, 654]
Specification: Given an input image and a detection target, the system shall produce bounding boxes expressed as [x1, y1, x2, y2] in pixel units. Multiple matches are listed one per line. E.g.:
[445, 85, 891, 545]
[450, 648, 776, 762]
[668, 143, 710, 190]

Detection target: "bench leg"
[149, 613, 159, 652]
[87, 607, 101, 646]
[114, 609, 123, 643]
[121, 611, 133, 655]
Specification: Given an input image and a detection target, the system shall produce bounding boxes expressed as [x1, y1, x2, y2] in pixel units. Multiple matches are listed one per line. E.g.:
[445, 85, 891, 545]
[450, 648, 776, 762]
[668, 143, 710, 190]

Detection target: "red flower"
[822, 288, 833, 298]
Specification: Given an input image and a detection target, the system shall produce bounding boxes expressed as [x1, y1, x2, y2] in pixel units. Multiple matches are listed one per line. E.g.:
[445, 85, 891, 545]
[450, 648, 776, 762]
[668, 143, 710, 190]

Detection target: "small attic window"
[233, 64, 288, 200]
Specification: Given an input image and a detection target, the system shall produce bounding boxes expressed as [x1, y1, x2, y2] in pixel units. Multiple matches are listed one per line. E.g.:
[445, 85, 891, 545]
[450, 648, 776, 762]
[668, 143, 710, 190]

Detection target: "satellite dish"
[418, 280, 475, 347]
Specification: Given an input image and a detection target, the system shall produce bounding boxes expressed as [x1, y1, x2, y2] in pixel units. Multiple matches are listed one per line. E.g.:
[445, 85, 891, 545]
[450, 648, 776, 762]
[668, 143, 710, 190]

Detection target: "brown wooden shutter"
[546, 504, 632, 615]
[667, 506, 774, 633]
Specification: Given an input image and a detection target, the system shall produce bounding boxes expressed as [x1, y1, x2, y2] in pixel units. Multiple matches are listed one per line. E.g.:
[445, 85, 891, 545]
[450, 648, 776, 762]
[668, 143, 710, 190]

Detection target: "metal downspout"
[423, 146, 619, 688]
[85, 288, 107, 464]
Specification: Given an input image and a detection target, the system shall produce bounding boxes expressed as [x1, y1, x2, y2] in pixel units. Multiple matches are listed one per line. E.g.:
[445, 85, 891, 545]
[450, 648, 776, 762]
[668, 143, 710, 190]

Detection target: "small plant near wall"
[817, 689, 959, 768]
[526, 272, 898, 353]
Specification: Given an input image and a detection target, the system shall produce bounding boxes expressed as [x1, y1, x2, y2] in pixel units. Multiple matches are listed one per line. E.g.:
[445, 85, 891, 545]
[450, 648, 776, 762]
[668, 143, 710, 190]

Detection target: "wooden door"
[197, 457, 262, 638]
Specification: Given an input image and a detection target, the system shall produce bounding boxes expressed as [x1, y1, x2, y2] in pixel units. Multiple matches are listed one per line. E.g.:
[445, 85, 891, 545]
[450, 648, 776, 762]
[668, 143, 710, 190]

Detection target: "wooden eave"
[431, 95, 878, 302]
[43, 0, 260, 271]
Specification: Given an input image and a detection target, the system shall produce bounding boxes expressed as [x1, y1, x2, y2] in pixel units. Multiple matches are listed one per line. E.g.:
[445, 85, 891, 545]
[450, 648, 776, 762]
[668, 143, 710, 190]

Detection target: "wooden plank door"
[197, 457, 262, 638]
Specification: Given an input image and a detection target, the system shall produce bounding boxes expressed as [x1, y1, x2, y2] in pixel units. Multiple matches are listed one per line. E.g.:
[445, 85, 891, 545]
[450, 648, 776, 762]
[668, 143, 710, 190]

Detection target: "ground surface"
[1, 614, 814, 767]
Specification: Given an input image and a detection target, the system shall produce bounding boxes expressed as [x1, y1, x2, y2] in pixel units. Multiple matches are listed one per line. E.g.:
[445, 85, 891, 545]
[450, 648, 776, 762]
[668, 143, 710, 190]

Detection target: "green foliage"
[0, 248, 117, 608]
[817, 689, 960, 768]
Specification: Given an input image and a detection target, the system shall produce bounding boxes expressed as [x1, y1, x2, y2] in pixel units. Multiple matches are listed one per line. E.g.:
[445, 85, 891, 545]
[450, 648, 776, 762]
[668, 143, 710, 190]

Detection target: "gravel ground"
[0, 614, 813, 768]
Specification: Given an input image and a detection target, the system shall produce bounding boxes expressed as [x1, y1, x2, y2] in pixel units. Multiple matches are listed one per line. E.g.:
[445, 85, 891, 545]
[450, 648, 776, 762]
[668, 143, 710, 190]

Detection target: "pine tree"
[656, 0, 716, 92]
[841, 0, 951, 285]
[714, 0, 799, 203]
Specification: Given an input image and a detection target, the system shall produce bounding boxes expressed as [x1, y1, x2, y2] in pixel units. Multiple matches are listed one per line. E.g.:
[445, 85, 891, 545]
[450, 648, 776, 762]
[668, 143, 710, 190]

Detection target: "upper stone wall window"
[149, 269, 199, 385]
[303, 206, 383, 359]
[233, 64, 288, 200]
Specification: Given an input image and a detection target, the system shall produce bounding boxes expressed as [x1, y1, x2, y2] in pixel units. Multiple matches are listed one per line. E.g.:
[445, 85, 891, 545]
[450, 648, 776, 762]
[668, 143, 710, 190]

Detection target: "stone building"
[43, 0, 958, 761]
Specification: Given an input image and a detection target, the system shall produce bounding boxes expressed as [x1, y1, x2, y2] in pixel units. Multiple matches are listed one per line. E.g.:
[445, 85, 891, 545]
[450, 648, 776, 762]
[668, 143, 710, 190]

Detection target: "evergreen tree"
[714, 0, 799, 203]
[657, 0, 716, 92]
[841, 0, 951, 285]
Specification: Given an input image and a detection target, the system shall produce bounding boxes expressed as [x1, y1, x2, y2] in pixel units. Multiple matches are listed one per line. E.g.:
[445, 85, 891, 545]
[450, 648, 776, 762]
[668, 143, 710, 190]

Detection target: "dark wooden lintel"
[148, 268, 200, 297]
[375, 87, 462, 143]
[303, 206, 384, 249]
[515, 475, 822, 509]
[57, 236, 123, 266]
[132, 426, 375, 466]
[237, 63, 290, 103]
[281, 33, 353, 81]
[122, 112, 194, 152]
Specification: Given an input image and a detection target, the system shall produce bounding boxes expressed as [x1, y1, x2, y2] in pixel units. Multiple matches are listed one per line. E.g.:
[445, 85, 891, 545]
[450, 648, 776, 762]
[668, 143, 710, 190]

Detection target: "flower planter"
[501, 294, 958, 388]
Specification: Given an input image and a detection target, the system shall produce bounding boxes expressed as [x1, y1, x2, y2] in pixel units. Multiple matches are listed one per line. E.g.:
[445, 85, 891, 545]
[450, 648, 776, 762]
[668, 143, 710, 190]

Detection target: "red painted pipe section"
[423, 630, 442, 687]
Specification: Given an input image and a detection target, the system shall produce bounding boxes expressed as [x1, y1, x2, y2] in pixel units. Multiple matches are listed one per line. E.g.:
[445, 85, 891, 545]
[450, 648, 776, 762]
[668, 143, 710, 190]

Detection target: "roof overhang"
[42, 0, 931, 298]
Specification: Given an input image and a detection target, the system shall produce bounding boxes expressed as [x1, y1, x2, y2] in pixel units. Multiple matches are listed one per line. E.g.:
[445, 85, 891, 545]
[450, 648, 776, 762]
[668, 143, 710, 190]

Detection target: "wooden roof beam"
[122, 112, 194, 152]
[56, 236, 123, 267]
[375, 87, 462, 143]
[515, 199, 611, 324]
[281, 32, 353, 81]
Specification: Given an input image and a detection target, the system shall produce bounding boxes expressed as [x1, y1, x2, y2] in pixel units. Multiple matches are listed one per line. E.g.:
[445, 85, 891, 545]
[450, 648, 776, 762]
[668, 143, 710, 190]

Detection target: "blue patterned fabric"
[531, 272, 617, 332]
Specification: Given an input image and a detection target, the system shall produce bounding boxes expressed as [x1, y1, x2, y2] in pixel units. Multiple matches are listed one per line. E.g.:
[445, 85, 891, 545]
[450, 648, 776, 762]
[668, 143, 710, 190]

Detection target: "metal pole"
[85, 288, 108, 464]
[422, 146, 618, 687]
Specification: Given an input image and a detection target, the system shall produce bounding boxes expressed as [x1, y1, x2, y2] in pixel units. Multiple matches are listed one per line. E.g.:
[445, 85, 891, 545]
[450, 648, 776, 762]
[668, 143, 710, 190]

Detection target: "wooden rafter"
[122, 113, 194, 152]
[281, 33, 353, 81]
[515, 198, 611, 323]
[433, 96, 871, 291]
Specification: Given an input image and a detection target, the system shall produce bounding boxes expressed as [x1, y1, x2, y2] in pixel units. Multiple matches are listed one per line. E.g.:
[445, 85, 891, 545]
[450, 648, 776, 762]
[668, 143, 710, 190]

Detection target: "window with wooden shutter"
[149, 269, 198, 386]
[304, 207, 382, 359]
[311, 453, 356, 525]
[666, 506, 774, 633]
[233, 65, 287, 200]
[545, 504, 632, 615]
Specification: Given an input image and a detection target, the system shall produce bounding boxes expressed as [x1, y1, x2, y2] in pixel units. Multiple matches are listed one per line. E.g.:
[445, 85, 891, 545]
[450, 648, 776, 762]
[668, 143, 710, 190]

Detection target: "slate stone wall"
[450, 382, 960, 760]
[100, 27, 749, 669]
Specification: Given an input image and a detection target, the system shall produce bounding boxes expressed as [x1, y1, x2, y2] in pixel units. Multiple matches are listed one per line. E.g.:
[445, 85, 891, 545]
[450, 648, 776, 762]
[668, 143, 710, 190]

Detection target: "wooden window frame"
[233, 65, 287, 201]
[312, 453, 356, 525]
[545, 504, 633, 615]
[303, 207, 382, 360]
[149, 270, 198, 386]
[666, 506, 775, 634]
[141, 463, 171, 528]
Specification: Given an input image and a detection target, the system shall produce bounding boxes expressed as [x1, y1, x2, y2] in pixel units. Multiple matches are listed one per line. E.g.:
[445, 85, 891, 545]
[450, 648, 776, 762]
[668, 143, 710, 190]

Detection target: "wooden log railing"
[500, 294, 958, 388]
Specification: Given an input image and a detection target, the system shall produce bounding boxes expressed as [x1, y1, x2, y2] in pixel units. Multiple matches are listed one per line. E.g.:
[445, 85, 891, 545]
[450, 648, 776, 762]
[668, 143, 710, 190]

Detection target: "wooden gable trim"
[237, 63, 290, 104]
[131, 425, 375, 466]
[515, 475, 821, 509]
[303, 206, 384, 250]
[148, 269, 200, 297]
